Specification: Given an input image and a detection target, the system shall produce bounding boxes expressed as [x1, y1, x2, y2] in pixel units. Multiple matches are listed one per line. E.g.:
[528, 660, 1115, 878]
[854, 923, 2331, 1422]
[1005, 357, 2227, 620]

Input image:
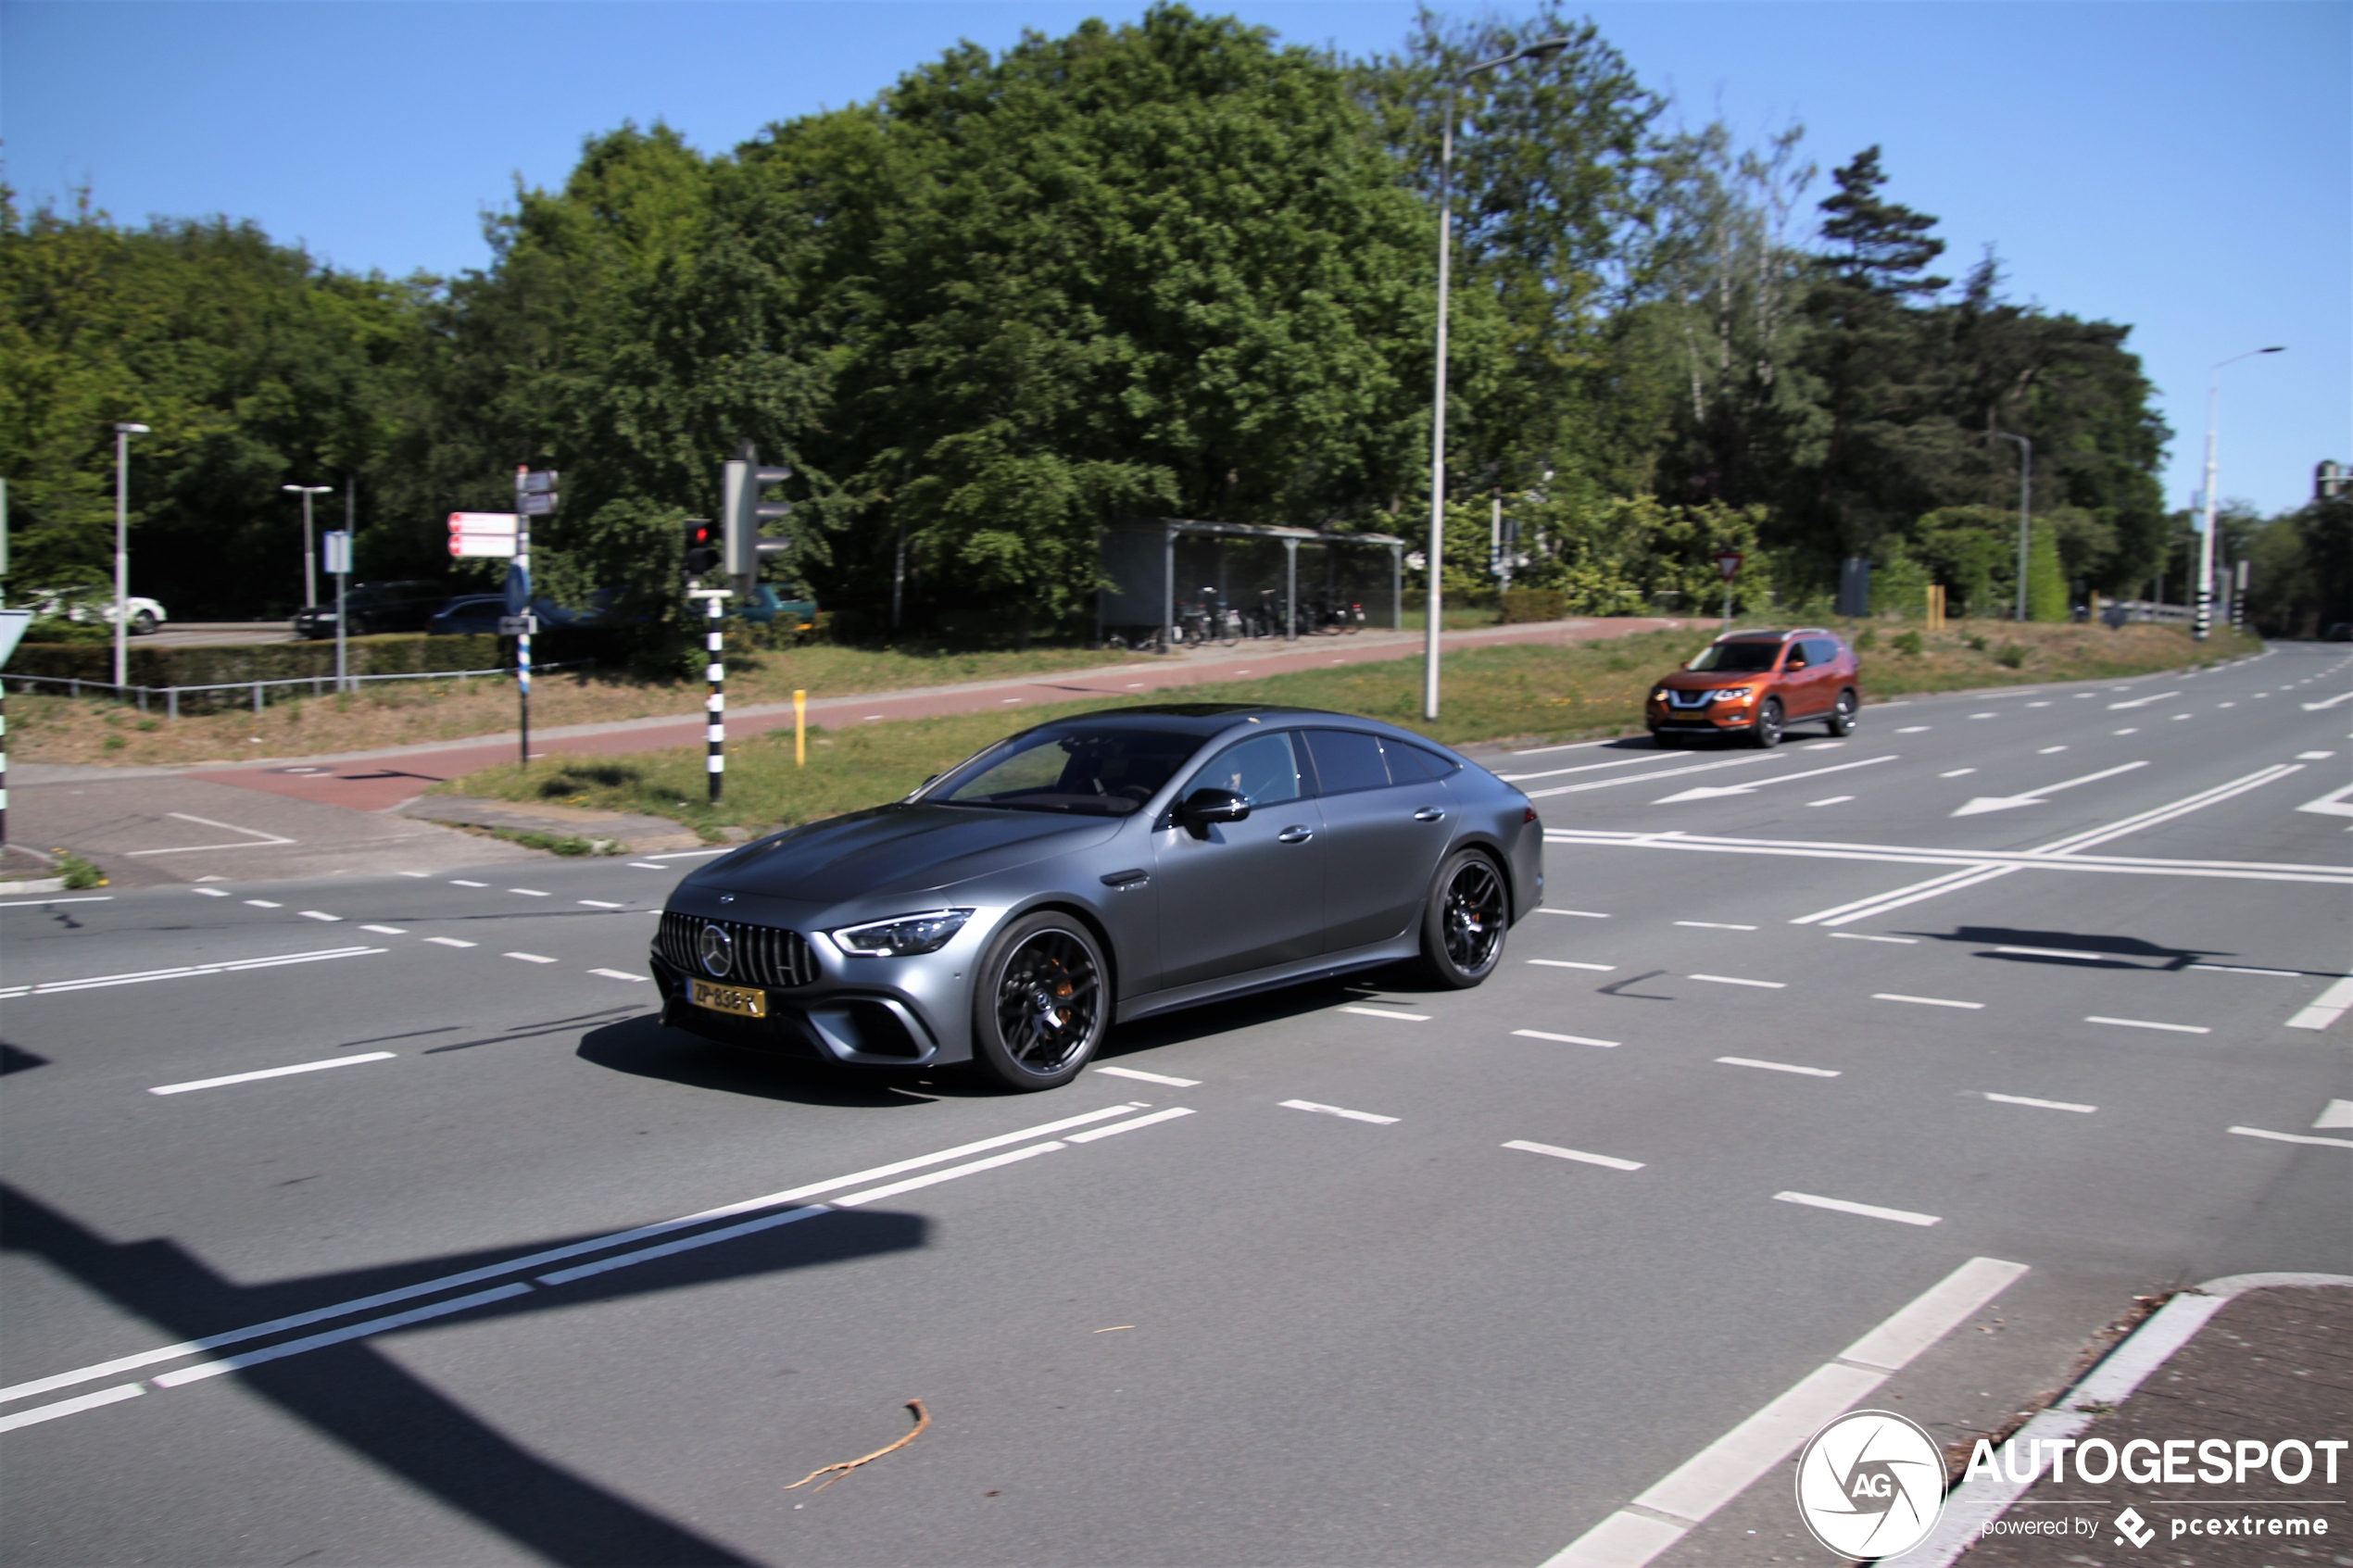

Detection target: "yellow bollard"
[795, 689, 806, 767]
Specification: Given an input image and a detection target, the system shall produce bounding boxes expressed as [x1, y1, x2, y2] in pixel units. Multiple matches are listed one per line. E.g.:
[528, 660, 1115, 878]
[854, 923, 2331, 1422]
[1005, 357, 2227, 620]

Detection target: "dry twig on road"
[786, 1399, 931, 1492]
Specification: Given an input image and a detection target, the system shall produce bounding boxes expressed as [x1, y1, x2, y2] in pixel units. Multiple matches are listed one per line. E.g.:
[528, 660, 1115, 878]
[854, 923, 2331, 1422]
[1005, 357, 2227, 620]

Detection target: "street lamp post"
[1994, 432, 2032, 621]
[283, 483, 333, 610]
[113, 423, 150, 688]
[2196, 346, 2284, 641]
[1423, 35, 1569, 721]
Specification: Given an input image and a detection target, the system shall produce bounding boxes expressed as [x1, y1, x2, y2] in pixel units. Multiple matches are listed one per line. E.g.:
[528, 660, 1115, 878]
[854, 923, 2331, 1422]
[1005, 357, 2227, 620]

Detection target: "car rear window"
[1380, 738, 1458, 782]
[1687, 641, 1782, 672]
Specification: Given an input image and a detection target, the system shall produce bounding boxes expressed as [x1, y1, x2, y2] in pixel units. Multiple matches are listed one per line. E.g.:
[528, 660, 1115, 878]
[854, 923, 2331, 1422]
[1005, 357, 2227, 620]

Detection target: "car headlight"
[1650, 686, 1669, 700]
[830, 909, 975, 957]
[1710, 686, 1754, 703]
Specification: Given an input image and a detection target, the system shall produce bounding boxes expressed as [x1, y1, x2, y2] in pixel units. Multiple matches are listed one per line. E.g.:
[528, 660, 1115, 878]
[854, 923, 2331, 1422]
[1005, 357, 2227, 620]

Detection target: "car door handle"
[1413, 807, 1446, 822]
[1277, 825, 1315, 844]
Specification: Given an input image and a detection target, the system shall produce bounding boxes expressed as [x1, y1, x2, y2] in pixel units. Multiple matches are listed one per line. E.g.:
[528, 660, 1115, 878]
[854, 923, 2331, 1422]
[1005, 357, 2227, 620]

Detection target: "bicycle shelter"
[1096, 520, 1405, 648]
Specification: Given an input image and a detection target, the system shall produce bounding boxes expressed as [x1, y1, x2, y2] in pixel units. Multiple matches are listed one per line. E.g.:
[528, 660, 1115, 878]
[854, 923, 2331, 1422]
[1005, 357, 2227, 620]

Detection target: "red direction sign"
[447, 511, 520, 558]
[1715, 551, 1746, 582]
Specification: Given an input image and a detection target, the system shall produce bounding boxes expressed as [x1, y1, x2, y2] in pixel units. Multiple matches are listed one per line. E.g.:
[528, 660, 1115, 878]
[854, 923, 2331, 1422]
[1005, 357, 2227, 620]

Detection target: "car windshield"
[1687, 641, 1783, 672]
[937, 728, 1203, 815]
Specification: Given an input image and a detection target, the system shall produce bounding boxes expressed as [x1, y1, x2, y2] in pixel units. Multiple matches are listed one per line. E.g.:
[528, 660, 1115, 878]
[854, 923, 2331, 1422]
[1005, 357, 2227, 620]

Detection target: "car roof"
[1024, 703, 1447, 747]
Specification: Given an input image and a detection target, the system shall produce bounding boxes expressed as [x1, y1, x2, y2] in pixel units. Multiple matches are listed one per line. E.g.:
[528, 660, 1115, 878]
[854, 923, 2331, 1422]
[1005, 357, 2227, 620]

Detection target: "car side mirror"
[1177, 786, 1251, 835]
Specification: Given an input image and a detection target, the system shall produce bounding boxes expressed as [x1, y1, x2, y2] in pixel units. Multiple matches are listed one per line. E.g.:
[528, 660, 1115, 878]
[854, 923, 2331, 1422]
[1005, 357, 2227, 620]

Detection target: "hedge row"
[1499, 588, 1567, 623]
[1, 632, 606, 688]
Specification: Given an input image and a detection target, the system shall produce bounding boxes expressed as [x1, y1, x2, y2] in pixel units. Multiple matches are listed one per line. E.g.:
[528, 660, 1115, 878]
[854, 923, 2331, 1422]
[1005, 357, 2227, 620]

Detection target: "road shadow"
[1900, 923, 2221, 972]
[574, 1013, 954, 1107]
[2, 1181, 927, 1564]
[0, 1041, 49, 1075]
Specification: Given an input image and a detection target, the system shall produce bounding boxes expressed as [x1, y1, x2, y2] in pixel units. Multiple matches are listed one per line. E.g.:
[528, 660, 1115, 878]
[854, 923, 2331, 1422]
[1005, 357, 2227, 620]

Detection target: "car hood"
[1654, 670, 1769, 691]
[687, 802, 1124, 905]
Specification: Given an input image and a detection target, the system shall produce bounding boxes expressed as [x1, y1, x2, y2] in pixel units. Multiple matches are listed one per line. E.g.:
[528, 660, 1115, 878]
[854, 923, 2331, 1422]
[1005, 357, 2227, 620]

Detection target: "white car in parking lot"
[15, 588, 169, 633]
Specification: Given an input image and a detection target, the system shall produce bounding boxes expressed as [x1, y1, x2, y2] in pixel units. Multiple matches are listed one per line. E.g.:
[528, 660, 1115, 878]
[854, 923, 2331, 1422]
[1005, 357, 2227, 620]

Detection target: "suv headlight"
[1709, 686, 1754, 703]
[830, 909, 975, 957]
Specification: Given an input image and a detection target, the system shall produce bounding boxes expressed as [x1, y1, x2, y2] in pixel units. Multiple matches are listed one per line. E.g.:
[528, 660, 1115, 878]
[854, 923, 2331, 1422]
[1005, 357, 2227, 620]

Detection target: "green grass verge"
[442, 621, 2259, 836]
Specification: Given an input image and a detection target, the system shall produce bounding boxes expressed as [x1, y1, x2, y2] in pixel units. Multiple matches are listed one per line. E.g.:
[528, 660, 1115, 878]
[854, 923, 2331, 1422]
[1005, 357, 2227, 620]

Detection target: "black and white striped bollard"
[705, 594, 724, 804]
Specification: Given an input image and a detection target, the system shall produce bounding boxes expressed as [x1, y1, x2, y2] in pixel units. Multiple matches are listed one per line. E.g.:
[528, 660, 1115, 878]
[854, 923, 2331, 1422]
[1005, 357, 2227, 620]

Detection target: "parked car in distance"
[650, 705, 1545, 1090]
[427, 587, 634, 637]
[293, 580, 447, 639]
[1645, 627, 1860, 748]
[728, 584, 817, 629]
[15, 588, 168, 634]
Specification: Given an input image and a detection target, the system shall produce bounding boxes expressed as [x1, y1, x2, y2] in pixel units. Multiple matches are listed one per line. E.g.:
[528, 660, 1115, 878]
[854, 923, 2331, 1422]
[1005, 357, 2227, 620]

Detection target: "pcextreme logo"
[1793, 1409, 1946, 1560]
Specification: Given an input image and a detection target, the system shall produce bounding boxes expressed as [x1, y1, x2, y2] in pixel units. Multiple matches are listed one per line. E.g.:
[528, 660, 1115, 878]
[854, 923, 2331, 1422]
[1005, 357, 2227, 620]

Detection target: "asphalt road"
[3, 642, 2347, 1568]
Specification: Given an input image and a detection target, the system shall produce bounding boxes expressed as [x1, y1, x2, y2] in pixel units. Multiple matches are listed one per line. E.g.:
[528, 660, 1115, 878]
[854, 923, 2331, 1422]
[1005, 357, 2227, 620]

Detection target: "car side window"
[1783, 643, 1809, 670]
[1806, 638, 1842, 665]
[1197, 732, 1302, 806]
[1300, 729, 1390, 796]
[1380, 739, 1457, 782]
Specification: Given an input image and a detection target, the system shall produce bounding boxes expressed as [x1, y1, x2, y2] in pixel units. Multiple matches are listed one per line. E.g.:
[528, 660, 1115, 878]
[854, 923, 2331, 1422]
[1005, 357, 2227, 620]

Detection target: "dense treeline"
[9, 4, 2328, 637]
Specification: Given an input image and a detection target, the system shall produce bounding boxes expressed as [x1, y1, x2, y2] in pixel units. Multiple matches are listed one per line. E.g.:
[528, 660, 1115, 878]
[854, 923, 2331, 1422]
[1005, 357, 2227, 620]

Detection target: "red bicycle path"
[167, 617, 1689, 815]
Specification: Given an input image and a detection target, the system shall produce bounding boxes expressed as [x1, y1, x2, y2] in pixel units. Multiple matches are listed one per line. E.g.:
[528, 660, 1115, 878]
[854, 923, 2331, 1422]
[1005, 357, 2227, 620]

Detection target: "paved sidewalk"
[1929, 1276, 2353, 1567]
[24, 615, 1682, 815]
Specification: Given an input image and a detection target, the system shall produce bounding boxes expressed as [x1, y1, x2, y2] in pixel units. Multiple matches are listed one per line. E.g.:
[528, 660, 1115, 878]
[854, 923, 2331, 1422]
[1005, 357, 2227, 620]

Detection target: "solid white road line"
[1996, 944, 2105, 960]
[1875, 994, 1984, 1010]
[0, 1384, 145, 1435]
[1976, 1092, 2095, 1113]
[2086, 1015, 2211, 1035]
[1065, 1107, 1195, 1142]
[1501, 753, 1686, 784]
[1775, 1191, 1939, 1225]
[1689, 973, 1784, 988]
[2285, 975, 2353, 1030]
[1717, 1057, 1837, 1077]
[2190, 963, 2296, 976]
[2227, 1126, 2353, 1150]
[1655, 754, 1897, 804]
[150, 1051, 396, 1096]
[588, 969, 647, 982]
[1338, 1005, 1429, 1022]
[1095, 1065, 1202, 1087]
[2302, 691, 2353, 710]
[0, 1101, 1156, 1410]
[125, 813, 297, 857]
[0, 897, 114, 908]
[0, 947, 384, 1000]
[1949, 759, 2149, 817]
[1504, 1139, 1642, 1172]
[1544, 1258, 2025, 1568]
[1529, 960, 1616, 972]
[1675, 922, 1756, 931]
[1515, 1030, 1619, 1047]
[1279, 1098, 1399, 1125]
[156, 1285, 535, 1386]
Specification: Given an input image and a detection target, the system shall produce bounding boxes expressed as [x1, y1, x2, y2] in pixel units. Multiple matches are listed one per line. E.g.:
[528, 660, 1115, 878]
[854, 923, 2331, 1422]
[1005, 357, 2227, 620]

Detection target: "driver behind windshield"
[941, 729, 1200, 813]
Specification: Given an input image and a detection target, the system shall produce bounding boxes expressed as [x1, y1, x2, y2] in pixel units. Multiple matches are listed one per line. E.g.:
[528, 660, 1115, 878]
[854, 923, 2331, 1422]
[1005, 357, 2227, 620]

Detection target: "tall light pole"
[1424, 35, 1569, 721]
[1993, 432, 2032, 621]
[113, 422, 149, 688]
[283, 483, 333, 609]
[2197, 346, 2284, 640]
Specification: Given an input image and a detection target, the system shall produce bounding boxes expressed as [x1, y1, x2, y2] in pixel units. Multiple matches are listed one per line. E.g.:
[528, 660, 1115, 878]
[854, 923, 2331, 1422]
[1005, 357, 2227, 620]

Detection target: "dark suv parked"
[1644, 628, 1861, 747]
[293, 581, 448, 639]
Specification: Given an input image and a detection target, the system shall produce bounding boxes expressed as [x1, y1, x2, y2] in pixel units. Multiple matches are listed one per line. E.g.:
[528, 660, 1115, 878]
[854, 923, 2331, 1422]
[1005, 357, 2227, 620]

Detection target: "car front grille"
[1667, 689, 1714, 709]
[656, 911, 822, 988]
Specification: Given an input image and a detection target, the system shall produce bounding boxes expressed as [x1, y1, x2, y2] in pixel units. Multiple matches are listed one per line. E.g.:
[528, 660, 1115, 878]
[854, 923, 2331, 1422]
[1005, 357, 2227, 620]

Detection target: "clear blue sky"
[5, 1, 2345, 520]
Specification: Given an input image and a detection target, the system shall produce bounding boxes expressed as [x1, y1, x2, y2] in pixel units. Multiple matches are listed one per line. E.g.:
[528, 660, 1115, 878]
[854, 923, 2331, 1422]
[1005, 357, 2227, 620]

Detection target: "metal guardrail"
[3, 661, 597, 718]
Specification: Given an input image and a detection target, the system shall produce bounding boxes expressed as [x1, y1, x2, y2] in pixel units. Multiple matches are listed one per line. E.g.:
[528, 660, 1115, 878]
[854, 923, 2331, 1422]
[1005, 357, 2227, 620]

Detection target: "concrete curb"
[1907, 1272, 2353, 1565]
[0, 876, 69, 896]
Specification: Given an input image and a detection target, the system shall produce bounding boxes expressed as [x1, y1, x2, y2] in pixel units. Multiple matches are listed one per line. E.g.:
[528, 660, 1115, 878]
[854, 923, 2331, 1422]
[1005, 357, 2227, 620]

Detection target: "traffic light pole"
[687, 588, 732, 804]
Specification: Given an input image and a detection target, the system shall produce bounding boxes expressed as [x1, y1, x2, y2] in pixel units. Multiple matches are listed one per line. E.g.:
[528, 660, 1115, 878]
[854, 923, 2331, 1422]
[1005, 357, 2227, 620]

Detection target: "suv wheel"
[1827, 689, 1857, 736]
[1751, 698, 1784, 748]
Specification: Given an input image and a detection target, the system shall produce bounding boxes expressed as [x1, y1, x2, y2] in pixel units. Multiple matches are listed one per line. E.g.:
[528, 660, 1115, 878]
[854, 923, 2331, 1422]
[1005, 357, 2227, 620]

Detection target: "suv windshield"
[937, 728, 1202, 815]
[1687, 641, 1783, 673]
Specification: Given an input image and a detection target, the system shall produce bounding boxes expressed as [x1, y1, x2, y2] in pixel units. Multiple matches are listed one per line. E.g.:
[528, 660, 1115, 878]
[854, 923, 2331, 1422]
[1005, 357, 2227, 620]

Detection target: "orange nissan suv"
[1644, 628, 1860, 748]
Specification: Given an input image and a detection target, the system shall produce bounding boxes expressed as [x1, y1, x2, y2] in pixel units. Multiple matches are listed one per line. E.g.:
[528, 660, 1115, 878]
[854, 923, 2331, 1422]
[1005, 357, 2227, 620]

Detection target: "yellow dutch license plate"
[689, 979, 767, 1019]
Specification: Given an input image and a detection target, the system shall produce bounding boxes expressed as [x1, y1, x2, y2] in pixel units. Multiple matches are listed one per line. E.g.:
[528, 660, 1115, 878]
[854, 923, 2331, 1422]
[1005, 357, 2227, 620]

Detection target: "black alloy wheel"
[1827, 690, 1857, 736]
[1751, 698, 1785, 748]
[130, 609, 158, 635]
[973, 913, 1108, 1090]
[1421, 849, 1507, 987]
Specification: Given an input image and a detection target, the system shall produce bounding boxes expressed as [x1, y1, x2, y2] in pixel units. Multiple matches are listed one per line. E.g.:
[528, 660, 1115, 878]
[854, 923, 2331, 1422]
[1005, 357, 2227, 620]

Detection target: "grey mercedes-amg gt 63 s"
[650, 704, 1544, 1090]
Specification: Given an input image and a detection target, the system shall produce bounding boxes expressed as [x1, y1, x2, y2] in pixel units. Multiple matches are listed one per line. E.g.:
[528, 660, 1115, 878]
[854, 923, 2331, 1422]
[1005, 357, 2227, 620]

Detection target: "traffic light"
[683, 517, 721, 577]
[721, 441, 793, 577]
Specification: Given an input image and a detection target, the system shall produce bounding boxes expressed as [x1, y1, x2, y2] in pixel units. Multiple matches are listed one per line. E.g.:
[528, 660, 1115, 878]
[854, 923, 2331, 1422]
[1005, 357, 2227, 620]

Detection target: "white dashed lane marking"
[449, 881, 487, 888]
[1529, 960, 1616, 972]
[588, 970, 648, 983]
[1973, 1092, 2095, 1114]
[1875, 994, 1984, 1010]
[1718, 1057, 1838, 1077]
[508, 889, 549, 897]
[1280, 1099, 1399, 1125]
[1690, 973, 1784, 989]
[424, 937, 476, 949]
[1095, 1065, 1202, 1087]
[505, 953, 559, 965]
[579, 900, 624, 909]
[1775, 1191, 1939, 1225]
[2086, 1015, 2211, 1035]
[1832, 933, 1917, 945]
[298, 910, 341, 922]
[1676, 922, 1756, 931]
[245, 900, 281, 909]
[1538, 909, 1611, 919]
[359, 924, 406, 935]
[1338, 1005, 1429, 1022]
[1514, 1030, 1619, 1047]
[1504, 1140, 1643, 1173]
[193, 887, 230, 897]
